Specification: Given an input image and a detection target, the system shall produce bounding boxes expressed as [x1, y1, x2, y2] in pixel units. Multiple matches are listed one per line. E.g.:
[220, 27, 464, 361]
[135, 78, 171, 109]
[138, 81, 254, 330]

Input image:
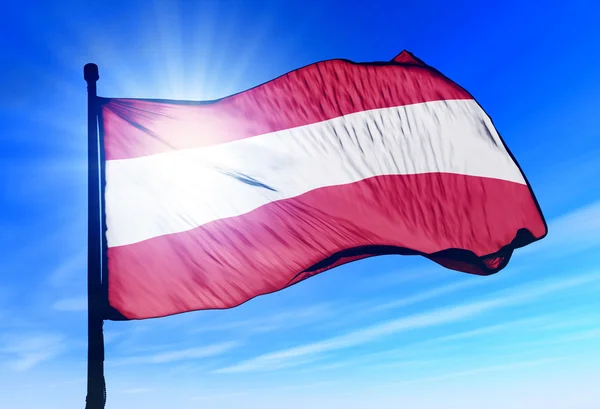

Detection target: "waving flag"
[98, 51, 547, 320]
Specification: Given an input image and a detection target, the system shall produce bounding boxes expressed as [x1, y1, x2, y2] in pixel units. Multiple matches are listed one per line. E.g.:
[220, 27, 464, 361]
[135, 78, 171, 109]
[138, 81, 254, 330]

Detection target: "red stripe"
[101, 59, 472, 160]
[107, 173, 546, 320]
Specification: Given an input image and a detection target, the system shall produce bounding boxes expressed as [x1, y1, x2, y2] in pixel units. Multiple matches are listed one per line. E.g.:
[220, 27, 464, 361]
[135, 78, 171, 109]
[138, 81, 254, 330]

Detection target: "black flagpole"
[84, 63, 106, 409]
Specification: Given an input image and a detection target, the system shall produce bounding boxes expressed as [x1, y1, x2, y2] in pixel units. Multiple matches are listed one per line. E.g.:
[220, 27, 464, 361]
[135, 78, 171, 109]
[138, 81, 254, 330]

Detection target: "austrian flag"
[98, 50, 547, 320]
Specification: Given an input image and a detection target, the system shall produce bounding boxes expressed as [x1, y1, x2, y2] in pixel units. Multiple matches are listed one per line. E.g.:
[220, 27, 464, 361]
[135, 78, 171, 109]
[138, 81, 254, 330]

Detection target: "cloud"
[367, 279, 486, 313]
[494, 328, 600, 353]
[272, 380, 342, 392]
[421, 316, 549, 346]
[214, 272, 600, 374]
[548, 328, 600, 343]
[48, 249, 87, 287]
[188, 381, 340, 402]
[0, 333, 66, 371]
[49, 378, 87, 388]
[535, 315, 600, 331]
[191, 303, 335, 335]
[217, 355, 322, 374]
[108, 341, 239, 366]
[189, 392, 250, 401]
[52, 296, 87, 312]
[103, 330, 122, 344]
[304, 315, 551, 374]
[360, 265, 444, 290]
[381, 357, 564, 387]
[319, 275, 509, 334]
[121, 388, 152, 394]
[362, 358, 440, 372]
[520, 199, 600, 257]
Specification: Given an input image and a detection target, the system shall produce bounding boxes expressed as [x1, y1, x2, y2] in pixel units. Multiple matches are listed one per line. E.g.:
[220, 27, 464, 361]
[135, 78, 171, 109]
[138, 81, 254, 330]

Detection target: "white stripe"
[105, 99, 525, 247]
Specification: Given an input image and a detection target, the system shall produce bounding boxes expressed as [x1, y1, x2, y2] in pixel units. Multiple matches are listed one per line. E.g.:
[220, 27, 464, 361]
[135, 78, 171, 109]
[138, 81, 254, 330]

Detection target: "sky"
[1, 0, 600, 408]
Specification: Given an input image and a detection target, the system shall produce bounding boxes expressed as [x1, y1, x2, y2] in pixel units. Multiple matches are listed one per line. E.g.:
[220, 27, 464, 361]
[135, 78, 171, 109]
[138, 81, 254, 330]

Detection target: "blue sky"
[1, 1, 600, 408]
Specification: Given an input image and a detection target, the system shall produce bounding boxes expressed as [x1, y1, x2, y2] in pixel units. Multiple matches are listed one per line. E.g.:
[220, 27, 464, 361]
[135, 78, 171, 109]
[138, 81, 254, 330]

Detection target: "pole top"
[84, 63, 99, 82]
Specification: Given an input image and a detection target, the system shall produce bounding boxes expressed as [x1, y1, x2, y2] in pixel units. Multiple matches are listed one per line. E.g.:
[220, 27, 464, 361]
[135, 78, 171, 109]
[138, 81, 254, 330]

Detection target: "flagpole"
[84, 63, 106, 409]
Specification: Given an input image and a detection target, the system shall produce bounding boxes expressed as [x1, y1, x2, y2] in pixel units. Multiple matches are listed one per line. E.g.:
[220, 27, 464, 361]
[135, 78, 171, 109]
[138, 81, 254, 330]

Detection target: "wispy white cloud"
[217, 356, 322, 374]
[121, 388, 152, 394]
[367, 279, 485, 313]
[421, 316, 549, 346]
[188, 381, 340, 402]
[361, 358, 440, 372]
[108, 341, 239, 366]
[492, 328, 600, 353]
[192, 303, 335, 335]
[323, 318, 550, 375]
[304, 315, 550, 373]
[0, 333, 66, 371]
[359, 265, 444, 290]
[316, 275, 506, 334]
[545, 328, 600, 343]
[103, 330, 122, 344]
[48, 249, 87, 287]
[391, 323, 600, 369]
[530, 313, 600, 332]
[214, 272, 600, 374]
[189, 392, 250, 401]
[49, 378, 86, 388]
[520, 199, 600, 257]
[52, 296, 87, 312]
[380, 357, 564, 387]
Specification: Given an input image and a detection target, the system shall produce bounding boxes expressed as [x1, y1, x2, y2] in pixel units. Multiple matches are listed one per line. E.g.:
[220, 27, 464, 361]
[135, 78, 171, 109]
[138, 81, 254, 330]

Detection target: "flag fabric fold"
[99, 50, 547, 320]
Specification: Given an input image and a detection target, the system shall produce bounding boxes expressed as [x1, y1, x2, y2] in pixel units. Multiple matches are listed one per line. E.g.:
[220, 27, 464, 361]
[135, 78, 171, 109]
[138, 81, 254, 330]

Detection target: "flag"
[98, 50, 547, 320]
